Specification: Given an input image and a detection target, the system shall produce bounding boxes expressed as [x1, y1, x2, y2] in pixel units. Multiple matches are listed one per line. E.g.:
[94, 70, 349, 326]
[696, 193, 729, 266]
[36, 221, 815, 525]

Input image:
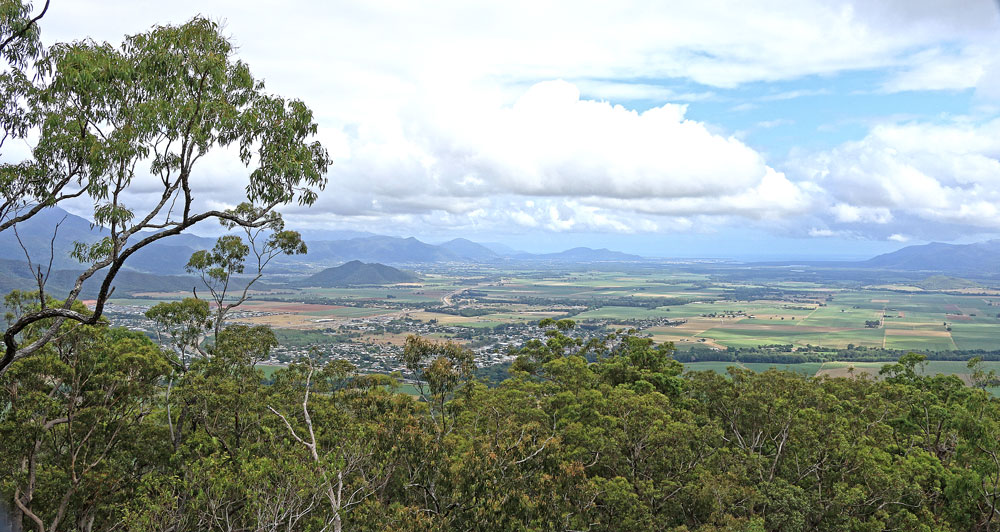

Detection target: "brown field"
[816, 366, 975, 386]
[407, 312, 477, 324]
[240, 301, 346, 313]
[657, 317, 727, 335]
[946, 314, 973, 321]
[646, 318, 729, 350]
[884, 329, 952, 338]
[815, 366, 881, 379]
[883, 321, 945, 330]
[953, 288, 1000, 295]
[239, 314, 328, 329]
[871, 299, 890, 303]
[651, 334, 727, 350]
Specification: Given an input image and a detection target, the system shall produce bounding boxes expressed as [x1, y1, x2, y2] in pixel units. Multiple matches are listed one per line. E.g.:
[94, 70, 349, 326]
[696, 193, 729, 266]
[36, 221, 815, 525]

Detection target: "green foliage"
[6, 319, 1000, 531]
[0, 13, 331, 375]
[0, 318, 169, 531]
[145, 297, 209, 367]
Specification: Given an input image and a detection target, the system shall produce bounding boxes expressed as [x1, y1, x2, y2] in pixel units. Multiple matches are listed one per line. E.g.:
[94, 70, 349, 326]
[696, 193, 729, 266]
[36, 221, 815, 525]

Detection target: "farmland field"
[103, 265, 1000, 382]
[684, 359, 1000, 381]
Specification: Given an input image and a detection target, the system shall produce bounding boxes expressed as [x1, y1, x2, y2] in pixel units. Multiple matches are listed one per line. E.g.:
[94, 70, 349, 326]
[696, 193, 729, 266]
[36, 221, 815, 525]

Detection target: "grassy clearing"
[683, 362, 824, 376]
[683, 359, 1000, 384]
[257, 364, 285, 379]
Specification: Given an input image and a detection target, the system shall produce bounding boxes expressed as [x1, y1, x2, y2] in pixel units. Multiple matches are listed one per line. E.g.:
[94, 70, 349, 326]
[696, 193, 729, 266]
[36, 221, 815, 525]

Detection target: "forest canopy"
[5, 313, 1000, 531]
[4, 3, 1000, 532]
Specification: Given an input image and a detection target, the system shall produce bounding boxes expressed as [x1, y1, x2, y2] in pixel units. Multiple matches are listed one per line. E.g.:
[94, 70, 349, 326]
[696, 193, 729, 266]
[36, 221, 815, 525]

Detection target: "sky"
[28, 0, 1000, 259]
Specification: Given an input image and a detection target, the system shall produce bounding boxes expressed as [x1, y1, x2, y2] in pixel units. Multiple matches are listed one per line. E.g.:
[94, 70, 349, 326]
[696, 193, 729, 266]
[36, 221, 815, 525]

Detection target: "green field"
[257, 364, 284, 379]
[111, 268, 1000, 364]
[563, 285, 1000, 352]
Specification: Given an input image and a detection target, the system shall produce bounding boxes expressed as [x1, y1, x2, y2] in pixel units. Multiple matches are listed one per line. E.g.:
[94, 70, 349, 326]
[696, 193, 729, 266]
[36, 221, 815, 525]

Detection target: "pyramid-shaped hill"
[296, 260, 419, 287]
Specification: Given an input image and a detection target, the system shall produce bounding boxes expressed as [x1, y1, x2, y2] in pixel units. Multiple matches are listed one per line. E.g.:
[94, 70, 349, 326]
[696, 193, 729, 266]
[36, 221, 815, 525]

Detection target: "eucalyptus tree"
[0, 307, 169, 532]
[0, 0, 57, 253]
[400, 335, 475, 439]
[0, 16, 331, 374]
[186, 204, 307, 338]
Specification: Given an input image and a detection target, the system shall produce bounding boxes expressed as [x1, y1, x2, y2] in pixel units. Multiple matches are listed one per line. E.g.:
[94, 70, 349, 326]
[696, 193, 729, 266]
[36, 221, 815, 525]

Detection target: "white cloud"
[572, 81, 714, 102]
[830, 203, 892, 224]
[289, 80, 810, 231]
[41, 1, 1000, 100]
[795, 117, 1000, 231]
[809, 228, 837, 237]
[880, 46, 992, 93]
[509, 210, 539, 228]
[21, 0, 1000, 241]
[888, 233, 909, 242]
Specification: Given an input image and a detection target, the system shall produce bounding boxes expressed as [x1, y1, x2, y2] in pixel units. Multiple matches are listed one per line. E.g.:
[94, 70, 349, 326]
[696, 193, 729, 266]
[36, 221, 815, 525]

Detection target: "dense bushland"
[5, 313, 1000, 532]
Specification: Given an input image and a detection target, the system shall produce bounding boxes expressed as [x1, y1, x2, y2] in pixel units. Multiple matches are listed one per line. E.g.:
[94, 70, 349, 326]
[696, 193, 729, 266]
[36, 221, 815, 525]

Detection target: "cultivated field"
[110, 266, 1000, 369]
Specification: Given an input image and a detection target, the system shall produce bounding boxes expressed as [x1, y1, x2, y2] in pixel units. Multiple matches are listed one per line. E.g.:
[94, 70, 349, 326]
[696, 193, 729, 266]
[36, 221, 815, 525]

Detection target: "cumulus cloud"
[26, 0, 1000, 242]
[290, 80, 811, 232]
[794, 117, 1000, 232]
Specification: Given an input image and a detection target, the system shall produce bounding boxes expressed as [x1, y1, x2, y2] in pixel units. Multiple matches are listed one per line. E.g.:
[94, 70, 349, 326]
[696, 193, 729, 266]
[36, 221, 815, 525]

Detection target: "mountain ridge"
[852, 240, 1000, 276]
[2, 207, 650, 271]
[296, 260, 418, 287]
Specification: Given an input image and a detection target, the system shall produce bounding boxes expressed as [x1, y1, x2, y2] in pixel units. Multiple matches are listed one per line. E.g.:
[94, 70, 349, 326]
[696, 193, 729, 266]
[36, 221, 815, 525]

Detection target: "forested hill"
[513, 246, 644, 262]
[746, 239, 1000, 278]
[295, 260, 418, 287]
[861, 239, 1000, 275]
[0, 207, 217, 275]
[437, 238, 500, 261]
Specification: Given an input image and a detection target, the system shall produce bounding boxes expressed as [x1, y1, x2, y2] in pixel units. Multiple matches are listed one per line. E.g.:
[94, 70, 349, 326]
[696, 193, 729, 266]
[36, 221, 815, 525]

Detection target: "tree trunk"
[8, 500, 23, 532]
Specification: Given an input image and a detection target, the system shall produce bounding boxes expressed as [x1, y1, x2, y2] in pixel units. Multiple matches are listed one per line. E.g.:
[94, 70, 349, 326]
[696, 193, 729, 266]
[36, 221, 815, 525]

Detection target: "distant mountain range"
[0, 207, 218, 275]
[5, 207, 1000, 285]
[297, 261, 418, 287]
[0, 207, 649, 275]
[0, 257, 211, 298]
